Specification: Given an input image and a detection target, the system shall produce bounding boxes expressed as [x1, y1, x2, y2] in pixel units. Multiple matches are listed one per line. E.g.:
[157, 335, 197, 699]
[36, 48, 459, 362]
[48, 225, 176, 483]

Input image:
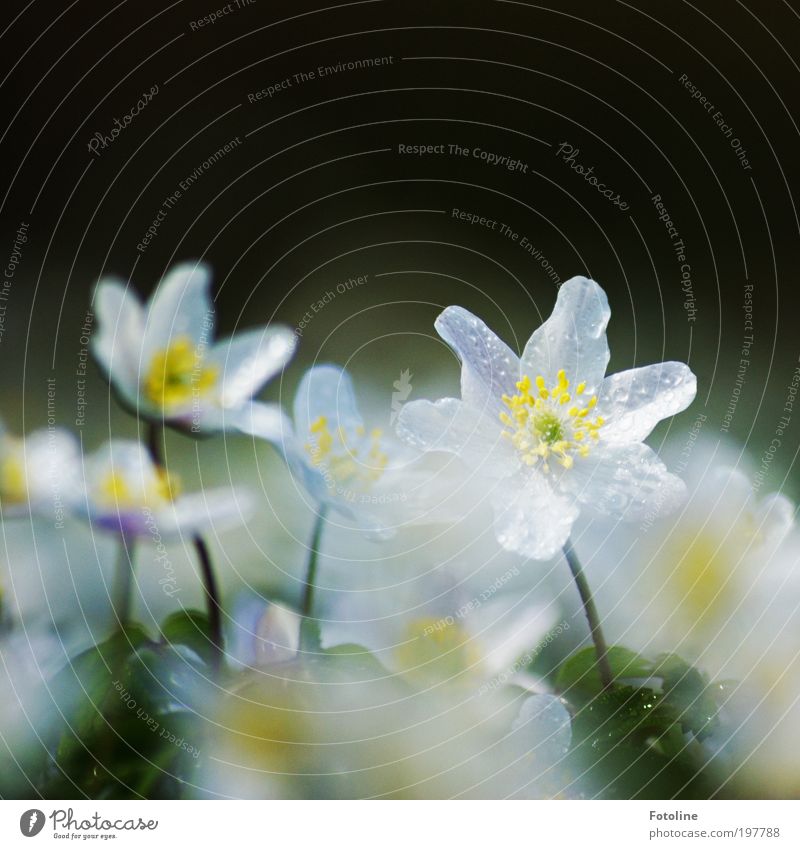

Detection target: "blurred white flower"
[206, 644, 575, 798]
[320, 571, 559, 691]
[398, 276, 696, 560]
[577, 447, 799, 794]
[0, 423, 80, 519]
[80, 439, 251, 539]
[240, 364, 453, 537]
[584, 456, 795, 677]
[92, 262, 296, 433]
[0, 626, 69, 762]
[228, 596, 302, 669]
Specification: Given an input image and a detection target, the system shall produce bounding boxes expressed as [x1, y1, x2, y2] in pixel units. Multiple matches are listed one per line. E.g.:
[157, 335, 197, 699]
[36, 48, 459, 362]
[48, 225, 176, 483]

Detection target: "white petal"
[435, 306, 521, 413]
[754, 493, 795, 545]
[492, 473, 578, 560]
[560, 442, 686, 520]
[521, 276, 610, 392]
[164, 488, 253, 537]
[598, 362, 697, 443]
[473, 597, 559, 676]
[23, 428, 82, 509]
[292, 364, 364, 439]
[213, 325, 296, 409]
[91, 278, 146, 405]
[252, 603, 301, 666]
[397, 398, 518, 479]
[233, 400, 294, 444]
[143, 262, 214, 359]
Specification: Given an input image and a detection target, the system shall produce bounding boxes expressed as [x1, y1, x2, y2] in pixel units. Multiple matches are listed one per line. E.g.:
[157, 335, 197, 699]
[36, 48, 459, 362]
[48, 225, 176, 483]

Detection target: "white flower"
[584, 451, 796, 677]
[320, 572, 559, 690]
[80, 439, 251, 538]
[239, 364, 451, 536]
[0, 423, 80, 518]
[397, 276, 697, 559]
[92, 262, 296, 432]
[228, 596, 302, 668]
[575, 444, 799, 794]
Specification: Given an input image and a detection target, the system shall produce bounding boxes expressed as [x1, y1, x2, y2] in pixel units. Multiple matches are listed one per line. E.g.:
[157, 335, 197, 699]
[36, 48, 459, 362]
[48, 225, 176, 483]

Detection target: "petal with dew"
[597, 362, 696, 444]
[397, 397, 519, 480]
[491, 473, 578, 560]
[435, 305, 521, 414]
[521, 276, 610, 393]
[561, 441, 686, 520]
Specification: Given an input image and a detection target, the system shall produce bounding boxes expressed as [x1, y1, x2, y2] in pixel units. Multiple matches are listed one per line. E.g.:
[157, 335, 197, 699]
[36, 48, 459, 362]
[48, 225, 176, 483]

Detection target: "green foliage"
[557, 645, 730, 799]
[40, 614, 214, 799]
[556, 646, 654, 705]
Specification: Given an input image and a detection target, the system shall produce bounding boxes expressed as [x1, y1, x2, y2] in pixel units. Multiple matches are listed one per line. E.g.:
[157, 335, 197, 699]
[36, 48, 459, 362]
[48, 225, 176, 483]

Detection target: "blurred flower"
[240, 364, 455, 537]
[205, 651, 575, 798]
[584, 457, 795, 676]
[398, 276, 696, 559]
[0, 625, 69, 773]
[578, 447, 799, 795]
[320, 570, 559, 691]
[79, 439, 251, 538]
[0, 423, 80, 518]
[92, 262, 296, 433]
[228, 595, 302, 669]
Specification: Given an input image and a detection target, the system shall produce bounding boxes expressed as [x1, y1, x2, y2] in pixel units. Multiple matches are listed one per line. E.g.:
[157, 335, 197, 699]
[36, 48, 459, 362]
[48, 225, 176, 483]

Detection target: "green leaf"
[160, 609, 216, 667]
[653, 654, 720, 740]
[557, 646, 654, 704]
[45, 624, 209, 799]
[567, 684, 714, 798]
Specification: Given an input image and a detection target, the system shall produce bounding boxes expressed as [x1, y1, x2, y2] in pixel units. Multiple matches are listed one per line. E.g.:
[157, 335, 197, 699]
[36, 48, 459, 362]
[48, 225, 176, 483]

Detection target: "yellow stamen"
[499, 370, 605, 473]
[144, 336, 218, 410]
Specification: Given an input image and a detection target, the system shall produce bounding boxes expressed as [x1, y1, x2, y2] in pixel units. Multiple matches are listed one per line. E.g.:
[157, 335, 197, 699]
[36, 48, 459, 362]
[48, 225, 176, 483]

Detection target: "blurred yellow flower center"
[305, 415, 388, 489]
[667, 526, 754, 629]
[0, 453, 27, 503]
[500, 370, 604, 472]
[144, 336, 218, 410]
[97, 467, 180, 509]
[394, 618, 480, 684]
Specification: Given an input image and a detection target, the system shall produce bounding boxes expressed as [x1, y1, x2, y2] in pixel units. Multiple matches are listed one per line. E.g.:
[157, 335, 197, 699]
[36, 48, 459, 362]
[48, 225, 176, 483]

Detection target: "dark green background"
[1, 0, 798, 495]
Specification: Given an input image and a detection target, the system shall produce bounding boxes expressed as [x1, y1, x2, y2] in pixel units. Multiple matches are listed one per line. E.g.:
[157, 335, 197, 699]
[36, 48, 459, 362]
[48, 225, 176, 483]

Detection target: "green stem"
[112, 534, 135, 627]
[146, 422, 224, 670]
[563, 537, 613, 690]
[192, 534, 223, 671]
[300, 508, 327, 651]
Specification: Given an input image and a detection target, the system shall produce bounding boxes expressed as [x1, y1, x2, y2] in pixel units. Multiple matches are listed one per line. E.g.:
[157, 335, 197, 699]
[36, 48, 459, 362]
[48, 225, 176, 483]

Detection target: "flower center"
[668, 532, 732, 628]
[304, 415, 388, 491]
[0, 452, 27, 504]
[500, 370, 604, 472]
[394, 618, 481, 684]
[96, 467, 180, 510]
[144, 336, 218, 410]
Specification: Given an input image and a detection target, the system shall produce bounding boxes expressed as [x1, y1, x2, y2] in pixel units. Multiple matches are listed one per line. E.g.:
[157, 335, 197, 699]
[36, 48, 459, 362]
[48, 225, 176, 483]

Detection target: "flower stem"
[300, 508, 327, 651]
[192, 534, 223, 671]
[563, 537, 613, 690]
[146, 423, 224, 670]
[112, 534, 135, 627]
